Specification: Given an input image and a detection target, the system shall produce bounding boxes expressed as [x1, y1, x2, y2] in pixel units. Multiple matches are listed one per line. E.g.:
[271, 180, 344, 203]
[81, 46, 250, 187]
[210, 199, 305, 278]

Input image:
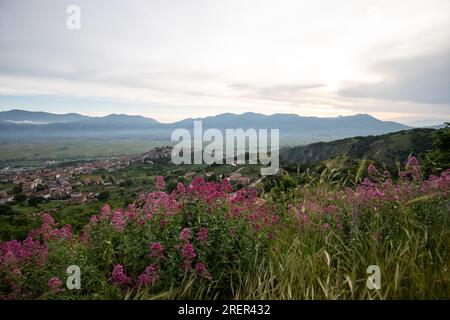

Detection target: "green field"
[0, 139, 170, 168]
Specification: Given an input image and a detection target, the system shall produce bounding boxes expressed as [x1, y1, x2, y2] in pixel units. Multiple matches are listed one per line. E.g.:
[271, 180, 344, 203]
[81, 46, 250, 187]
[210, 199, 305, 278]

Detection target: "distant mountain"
[0, 109, 410, 141]
[170, 112, 409, 138]
[281, 128, 436, 168]
[0, 109, 89, 123]
[59, 114, 160, 130]
[85, 114, 160, 125]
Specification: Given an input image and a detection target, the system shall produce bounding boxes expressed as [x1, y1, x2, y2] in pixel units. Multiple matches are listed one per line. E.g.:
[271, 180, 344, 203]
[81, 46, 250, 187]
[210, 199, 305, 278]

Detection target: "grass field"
[0, 139, 170, 168]
[0, 136, 323, 169]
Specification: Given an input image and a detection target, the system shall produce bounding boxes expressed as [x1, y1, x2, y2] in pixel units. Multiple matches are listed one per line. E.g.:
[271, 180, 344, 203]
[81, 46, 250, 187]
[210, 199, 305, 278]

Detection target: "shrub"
[0, 204, 14, 216]
[98, 191, 111, 202]
[0, 158, 449, 300]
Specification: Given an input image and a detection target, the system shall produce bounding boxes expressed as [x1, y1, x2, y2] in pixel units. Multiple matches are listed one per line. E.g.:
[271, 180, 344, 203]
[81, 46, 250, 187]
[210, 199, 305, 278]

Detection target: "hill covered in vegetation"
[281, 128, 437, 168]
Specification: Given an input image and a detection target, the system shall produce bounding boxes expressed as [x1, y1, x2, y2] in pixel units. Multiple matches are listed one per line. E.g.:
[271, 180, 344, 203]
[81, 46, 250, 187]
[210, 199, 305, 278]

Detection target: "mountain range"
[0, 109, 411, 141]
[0, 109, 89, 123]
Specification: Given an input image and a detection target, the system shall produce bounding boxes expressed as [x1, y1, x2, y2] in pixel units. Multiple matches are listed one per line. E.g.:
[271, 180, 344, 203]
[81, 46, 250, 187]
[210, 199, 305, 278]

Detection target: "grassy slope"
[281, 128, 435, 168]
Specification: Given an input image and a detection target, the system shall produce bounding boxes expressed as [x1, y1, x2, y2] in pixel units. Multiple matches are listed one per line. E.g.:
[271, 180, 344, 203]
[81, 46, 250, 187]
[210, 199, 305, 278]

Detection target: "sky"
[0, 0, 449, 125]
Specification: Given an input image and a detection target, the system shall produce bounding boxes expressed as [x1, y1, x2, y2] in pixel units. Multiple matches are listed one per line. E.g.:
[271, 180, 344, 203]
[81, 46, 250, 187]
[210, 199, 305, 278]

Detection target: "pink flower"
[406, 156, 419, 167]
[405, 156, 421, 180]
[182, 242, 196, 270]
[28, 213, 74, 242]
[368, 163, 378, 176]
[179, 227, 191, 241]
[145, 209, 153, 220]
[176, 182, 186, 194]
[80, 227, 90, 244]
[160, 219, 169, 229]
[324, 205, 337, 214]
[150, 242, 165, 259]
[271, 215, 280, 225]
[89, 215, 98, 224]
[124, 204, 136, 220]
[1, 237, 48, 269]
[56, 224, 72, 240]
[182, 243, 196, 259]
[137, 265, 158, 288]
[37, 213, 57, 241]
[110, 265, 131, 287]
[41, 213, 55, 226]
[48, 277, 64, 294]
[112, 209, 126, 232]
[197, 227, 208, 244]
[195, 262, 212, 280]
[99, 204, 112, 220]
[156, 176, 166, 190]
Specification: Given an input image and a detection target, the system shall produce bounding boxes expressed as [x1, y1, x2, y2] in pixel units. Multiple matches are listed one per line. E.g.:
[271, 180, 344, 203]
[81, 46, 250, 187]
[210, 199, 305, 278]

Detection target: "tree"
[120, 179, 133, 187]
[98, 191, 110, 202]
[0, 204, 14, 216]
[422, 124, 450, 174]
[279, 174, 297, 191]
[28, 196, 46, 207]
[14, 193, 27, 203]
[166, 181, 177, 193]
[12, 184, 22, 195]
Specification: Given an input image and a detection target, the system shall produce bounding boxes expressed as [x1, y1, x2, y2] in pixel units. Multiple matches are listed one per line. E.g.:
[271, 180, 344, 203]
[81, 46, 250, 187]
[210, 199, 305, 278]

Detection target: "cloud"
[0, 0, 449, 123]
[339, 46, 450, 105]
[229, 83, 326, 102]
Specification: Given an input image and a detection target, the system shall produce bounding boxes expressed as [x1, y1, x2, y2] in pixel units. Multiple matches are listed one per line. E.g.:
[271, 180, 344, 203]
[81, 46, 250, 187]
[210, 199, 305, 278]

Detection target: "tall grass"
[138, 184, 450, 300]
[1, 163, 449, 300]
[233, 216, 449, 300]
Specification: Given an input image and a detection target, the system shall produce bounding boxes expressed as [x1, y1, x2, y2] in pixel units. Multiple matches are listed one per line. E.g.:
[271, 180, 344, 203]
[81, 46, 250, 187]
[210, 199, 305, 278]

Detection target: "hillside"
[281, 128, 436, 168]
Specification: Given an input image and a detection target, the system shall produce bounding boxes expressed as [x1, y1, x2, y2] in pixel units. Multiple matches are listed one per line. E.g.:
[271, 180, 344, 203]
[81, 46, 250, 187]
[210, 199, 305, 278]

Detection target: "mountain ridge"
[0, 109, 89, 123]
[0, 109, 412, 141]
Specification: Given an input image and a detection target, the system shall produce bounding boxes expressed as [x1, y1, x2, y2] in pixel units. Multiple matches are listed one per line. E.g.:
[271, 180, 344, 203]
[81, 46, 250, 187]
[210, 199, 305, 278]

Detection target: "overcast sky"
[0, 0, 449, 125]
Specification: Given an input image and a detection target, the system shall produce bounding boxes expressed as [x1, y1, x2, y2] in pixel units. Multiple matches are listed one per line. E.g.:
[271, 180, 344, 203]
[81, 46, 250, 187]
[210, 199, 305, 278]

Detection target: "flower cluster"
[48, 277, 64, 294]
[112, 209, 126, 232]
[179, 227, 191, 242]
[181, 242, 196, 270]
[2, 155, 447, 299]
[150, 242, 165, 260]
[195, 262, 212, 280]
[110, 265, 131, 287]
[137, 265, 158, 288]
[289, 158, 450, 232]
[156, 175, 166, 190]
[197, 227, 208, 244]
